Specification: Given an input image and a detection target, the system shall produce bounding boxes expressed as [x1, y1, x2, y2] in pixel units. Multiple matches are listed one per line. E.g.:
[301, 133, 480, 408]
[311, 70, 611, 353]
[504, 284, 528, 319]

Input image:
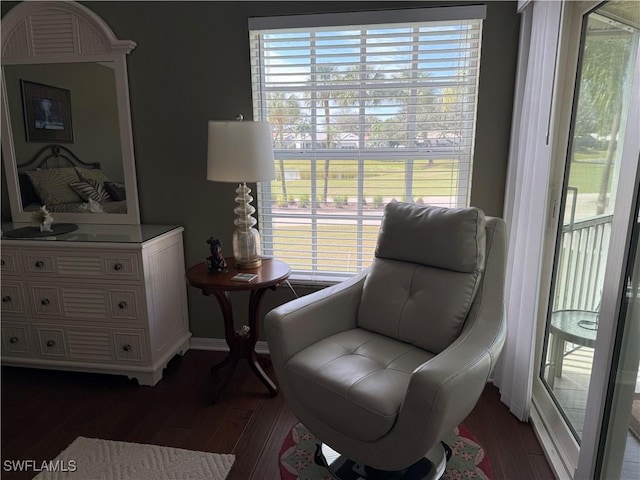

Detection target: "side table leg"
[245, 288, 279, 396]
[249, 351, 278, 396]
[209, 290, 240, 403]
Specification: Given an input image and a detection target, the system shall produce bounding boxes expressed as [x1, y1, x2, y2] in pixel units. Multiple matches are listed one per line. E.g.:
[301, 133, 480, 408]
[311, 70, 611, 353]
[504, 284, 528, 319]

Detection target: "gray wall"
[2, 1, 520, 340]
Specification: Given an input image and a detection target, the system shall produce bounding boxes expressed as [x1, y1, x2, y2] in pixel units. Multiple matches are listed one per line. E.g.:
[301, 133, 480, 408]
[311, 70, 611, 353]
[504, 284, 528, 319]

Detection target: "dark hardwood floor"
[1, 350, 555, 479]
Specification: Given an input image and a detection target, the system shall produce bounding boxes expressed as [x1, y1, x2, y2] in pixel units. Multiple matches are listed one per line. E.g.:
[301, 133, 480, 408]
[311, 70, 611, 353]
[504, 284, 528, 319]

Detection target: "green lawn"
[569, 153, 610, 194]
[270, 158, 461, 204]
[270, 155, 609, 206]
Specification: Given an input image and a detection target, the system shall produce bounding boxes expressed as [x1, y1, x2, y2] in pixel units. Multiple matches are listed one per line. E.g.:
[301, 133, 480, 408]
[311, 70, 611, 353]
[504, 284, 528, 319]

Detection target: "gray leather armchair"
[265, 202, 506, 478]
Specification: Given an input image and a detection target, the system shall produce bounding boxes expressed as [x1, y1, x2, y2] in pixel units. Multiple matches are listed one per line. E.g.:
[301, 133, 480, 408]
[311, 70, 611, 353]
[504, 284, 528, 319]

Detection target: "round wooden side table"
[186, 257, 291, 403]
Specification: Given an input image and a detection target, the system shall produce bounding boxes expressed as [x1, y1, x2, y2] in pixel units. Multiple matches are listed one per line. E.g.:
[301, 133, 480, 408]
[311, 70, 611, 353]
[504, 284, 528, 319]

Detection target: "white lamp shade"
[207, 120, 276, 183]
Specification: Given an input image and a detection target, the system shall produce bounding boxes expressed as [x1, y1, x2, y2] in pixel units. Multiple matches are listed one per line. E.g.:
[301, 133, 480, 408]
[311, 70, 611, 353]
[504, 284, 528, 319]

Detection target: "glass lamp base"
[234, 257, 262, 269]
[231, 183, 263, 269]
[232, 226, 263, 269]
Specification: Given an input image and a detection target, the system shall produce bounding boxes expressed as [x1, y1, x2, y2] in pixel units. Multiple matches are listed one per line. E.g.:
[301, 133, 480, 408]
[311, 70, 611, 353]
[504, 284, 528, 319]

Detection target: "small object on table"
[31, 205, 53, 232]
[186, 257, 291, 403]
[206, 237, 228, 273]
[231, 273, 257, 282]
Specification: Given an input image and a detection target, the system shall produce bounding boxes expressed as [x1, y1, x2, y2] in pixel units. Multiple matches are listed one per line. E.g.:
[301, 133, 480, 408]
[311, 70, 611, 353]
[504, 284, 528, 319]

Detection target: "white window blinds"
[249, 7, 485, 282]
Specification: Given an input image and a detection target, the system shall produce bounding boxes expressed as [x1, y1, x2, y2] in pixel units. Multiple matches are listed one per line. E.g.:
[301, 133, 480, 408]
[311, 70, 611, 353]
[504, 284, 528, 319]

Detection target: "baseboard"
[189, 337, 270, 355]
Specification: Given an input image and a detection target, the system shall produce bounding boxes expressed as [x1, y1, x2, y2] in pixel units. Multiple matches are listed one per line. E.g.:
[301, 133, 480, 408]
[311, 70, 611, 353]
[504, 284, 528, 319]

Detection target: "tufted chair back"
[358, 202, 487, 353]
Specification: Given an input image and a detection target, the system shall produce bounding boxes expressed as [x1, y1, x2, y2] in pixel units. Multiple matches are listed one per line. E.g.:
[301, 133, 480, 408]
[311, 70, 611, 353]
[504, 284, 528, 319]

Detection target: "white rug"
[32, 437, 235, 480]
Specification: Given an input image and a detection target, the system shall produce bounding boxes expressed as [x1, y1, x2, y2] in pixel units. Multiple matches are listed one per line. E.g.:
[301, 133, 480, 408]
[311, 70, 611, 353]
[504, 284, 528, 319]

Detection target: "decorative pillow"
[69, 179, 110, 202]
[75, 167, 110, 185]
[25, 167, 82, 205]
[103, 181, 126, 201]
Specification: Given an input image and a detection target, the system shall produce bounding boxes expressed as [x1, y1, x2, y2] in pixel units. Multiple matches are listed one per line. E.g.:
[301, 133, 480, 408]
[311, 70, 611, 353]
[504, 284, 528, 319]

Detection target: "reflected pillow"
[75, 167, 110, 185]
[19, 172, 40, 206]
[26, 167, 82, 205]
[69, 179, 110, 202]
[104, 181, 126, 201]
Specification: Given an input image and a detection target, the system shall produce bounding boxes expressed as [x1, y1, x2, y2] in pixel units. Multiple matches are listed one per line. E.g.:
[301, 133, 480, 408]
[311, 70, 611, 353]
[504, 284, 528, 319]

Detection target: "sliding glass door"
[534, 0, 640, 477]
[597, 200, 639, 479]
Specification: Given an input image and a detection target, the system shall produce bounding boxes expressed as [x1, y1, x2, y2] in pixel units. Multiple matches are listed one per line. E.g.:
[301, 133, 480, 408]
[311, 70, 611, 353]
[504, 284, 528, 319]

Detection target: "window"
[249, 6, 485, 282]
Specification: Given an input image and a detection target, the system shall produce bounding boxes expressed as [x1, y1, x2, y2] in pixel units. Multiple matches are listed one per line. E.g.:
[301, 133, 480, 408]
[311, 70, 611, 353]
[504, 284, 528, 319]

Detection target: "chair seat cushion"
[286, 328, 434, 442]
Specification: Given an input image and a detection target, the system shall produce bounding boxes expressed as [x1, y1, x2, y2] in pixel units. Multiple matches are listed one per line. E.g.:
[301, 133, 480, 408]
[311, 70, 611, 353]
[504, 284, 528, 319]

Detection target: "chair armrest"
[396, 301, 506, 446]
[265, 271, 366, 363]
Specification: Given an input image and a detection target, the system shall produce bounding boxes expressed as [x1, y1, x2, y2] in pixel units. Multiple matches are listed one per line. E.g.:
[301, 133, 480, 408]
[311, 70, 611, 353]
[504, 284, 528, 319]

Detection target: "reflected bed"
[17, 144, 127, 214]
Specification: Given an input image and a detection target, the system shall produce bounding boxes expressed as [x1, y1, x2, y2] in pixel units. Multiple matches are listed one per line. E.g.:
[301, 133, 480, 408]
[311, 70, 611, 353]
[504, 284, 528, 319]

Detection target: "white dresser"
[0, 223, 191, 385]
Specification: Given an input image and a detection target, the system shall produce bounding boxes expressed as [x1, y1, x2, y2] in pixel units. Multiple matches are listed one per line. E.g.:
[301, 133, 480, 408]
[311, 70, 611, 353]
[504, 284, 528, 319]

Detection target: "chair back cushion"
[358, 202, 486, 353]
[375, 201, 485, 272]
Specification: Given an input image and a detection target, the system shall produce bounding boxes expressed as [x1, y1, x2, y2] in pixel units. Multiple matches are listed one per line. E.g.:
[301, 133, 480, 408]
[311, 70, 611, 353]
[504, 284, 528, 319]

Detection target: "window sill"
[286, 273, 349, 288]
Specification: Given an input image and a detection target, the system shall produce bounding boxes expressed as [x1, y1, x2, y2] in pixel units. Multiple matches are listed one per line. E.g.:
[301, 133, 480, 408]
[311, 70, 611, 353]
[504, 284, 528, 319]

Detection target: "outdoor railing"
[553, 213, 613, 312]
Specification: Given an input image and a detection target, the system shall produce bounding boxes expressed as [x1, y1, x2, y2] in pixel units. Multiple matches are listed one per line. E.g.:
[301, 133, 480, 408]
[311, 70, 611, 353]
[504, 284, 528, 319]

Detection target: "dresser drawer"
[1, 281, 27, 317]
[108, 288, 142, 320]
[0, 248, 22, 276]
[104, 254, 140, 280]
[23, 252, 57, 275]
[27, 284, 63, 317]
[64, 327, 146, 364]
[28, 282, 143, 324]
[113, 332, 145, 363]
[1, 322, 33, 356]
[35, 327, 67, 359]
[22, 250, 141, 281]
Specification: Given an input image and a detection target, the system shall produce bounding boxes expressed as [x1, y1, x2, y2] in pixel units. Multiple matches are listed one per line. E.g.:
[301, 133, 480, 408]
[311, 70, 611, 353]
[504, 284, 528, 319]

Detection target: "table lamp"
[207, 115, 275, 268]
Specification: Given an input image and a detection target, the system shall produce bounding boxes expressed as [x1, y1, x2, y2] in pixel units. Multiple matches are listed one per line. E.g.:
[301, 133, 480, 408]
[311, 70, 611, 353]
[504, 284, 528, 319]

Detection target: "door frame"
[531, 1, 592, 476]
[575, 25, 640, 479]
[531, 0, 640, 478]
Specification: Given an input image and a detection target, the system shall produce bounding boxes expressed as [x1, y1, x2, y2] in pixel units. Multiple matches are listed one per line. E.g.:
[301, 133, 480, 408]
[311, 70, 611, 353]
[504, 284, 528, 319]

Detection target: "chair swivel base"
[315, 442, 449, 480]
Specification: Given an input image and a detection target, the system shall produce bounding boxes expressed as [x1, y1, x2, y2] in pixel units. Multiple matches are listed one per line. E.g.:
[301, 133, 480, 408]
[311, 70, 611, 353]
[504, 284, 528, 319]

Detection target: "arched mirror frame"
[1, 0, 141, 225]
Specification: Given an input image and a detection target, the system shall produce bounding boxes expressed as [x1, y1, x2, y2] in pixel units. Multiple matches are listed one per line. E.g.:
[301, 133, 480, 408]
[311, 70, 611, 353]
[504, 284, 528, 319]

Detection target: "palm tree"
[580, 30, 634, 215]
[267, 92, 301, 204]
[313, 66, 340, 204]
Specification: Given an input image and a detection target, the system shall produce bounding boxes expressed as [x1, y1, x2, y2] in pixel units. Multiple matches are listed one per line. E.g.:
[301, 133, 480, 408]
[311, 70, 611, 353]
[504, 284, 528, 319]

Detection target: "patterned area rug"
[31, 437, 235, 480]
[280, 423, 493, 480]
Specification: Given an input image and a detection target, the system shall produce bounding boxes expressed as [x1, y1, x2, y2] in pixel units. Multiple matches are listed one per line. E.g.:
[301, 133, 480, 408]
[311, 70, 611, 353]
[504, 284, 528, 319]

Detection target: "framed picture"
[20, 80, 74, 143]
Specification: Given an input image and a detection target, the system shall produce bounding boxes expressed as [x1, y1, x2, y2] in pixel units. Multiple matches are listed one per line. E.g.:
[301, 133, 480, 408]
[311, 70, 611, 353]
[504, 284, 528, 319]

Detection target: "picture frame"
[20, 80, 74, 143]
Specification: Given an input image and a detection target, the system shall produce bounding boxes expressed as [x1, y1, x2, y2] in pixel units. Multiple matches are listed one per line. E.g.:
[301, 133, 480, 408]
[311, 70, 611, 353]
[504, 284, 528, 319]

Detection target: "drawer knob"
[122, 344, 132, 352]
[1, 259, 5, 266]
[46, 340, 56, 347]
[2, 295, 11, 303]
[9, 336, 18, 344]
[41, 298, 50, 306]
[118, 301, 128, 309]
[113, 263, 123, 271]
[35, 260, 45, 268]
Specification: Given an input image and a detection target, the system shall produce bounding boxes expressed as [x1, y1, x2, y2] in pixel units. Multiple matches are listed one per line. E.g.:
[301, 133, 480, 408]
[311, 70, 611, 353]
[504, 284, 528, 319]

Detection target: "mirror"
[1, 1, 141, 225]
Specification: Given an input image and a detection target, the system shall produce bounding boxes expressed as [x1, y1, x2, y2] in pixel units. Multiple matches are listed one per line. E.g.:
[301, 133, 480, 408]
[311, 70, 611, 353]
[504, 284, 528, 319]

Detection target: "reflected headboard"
[17, 144, 101, 171]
